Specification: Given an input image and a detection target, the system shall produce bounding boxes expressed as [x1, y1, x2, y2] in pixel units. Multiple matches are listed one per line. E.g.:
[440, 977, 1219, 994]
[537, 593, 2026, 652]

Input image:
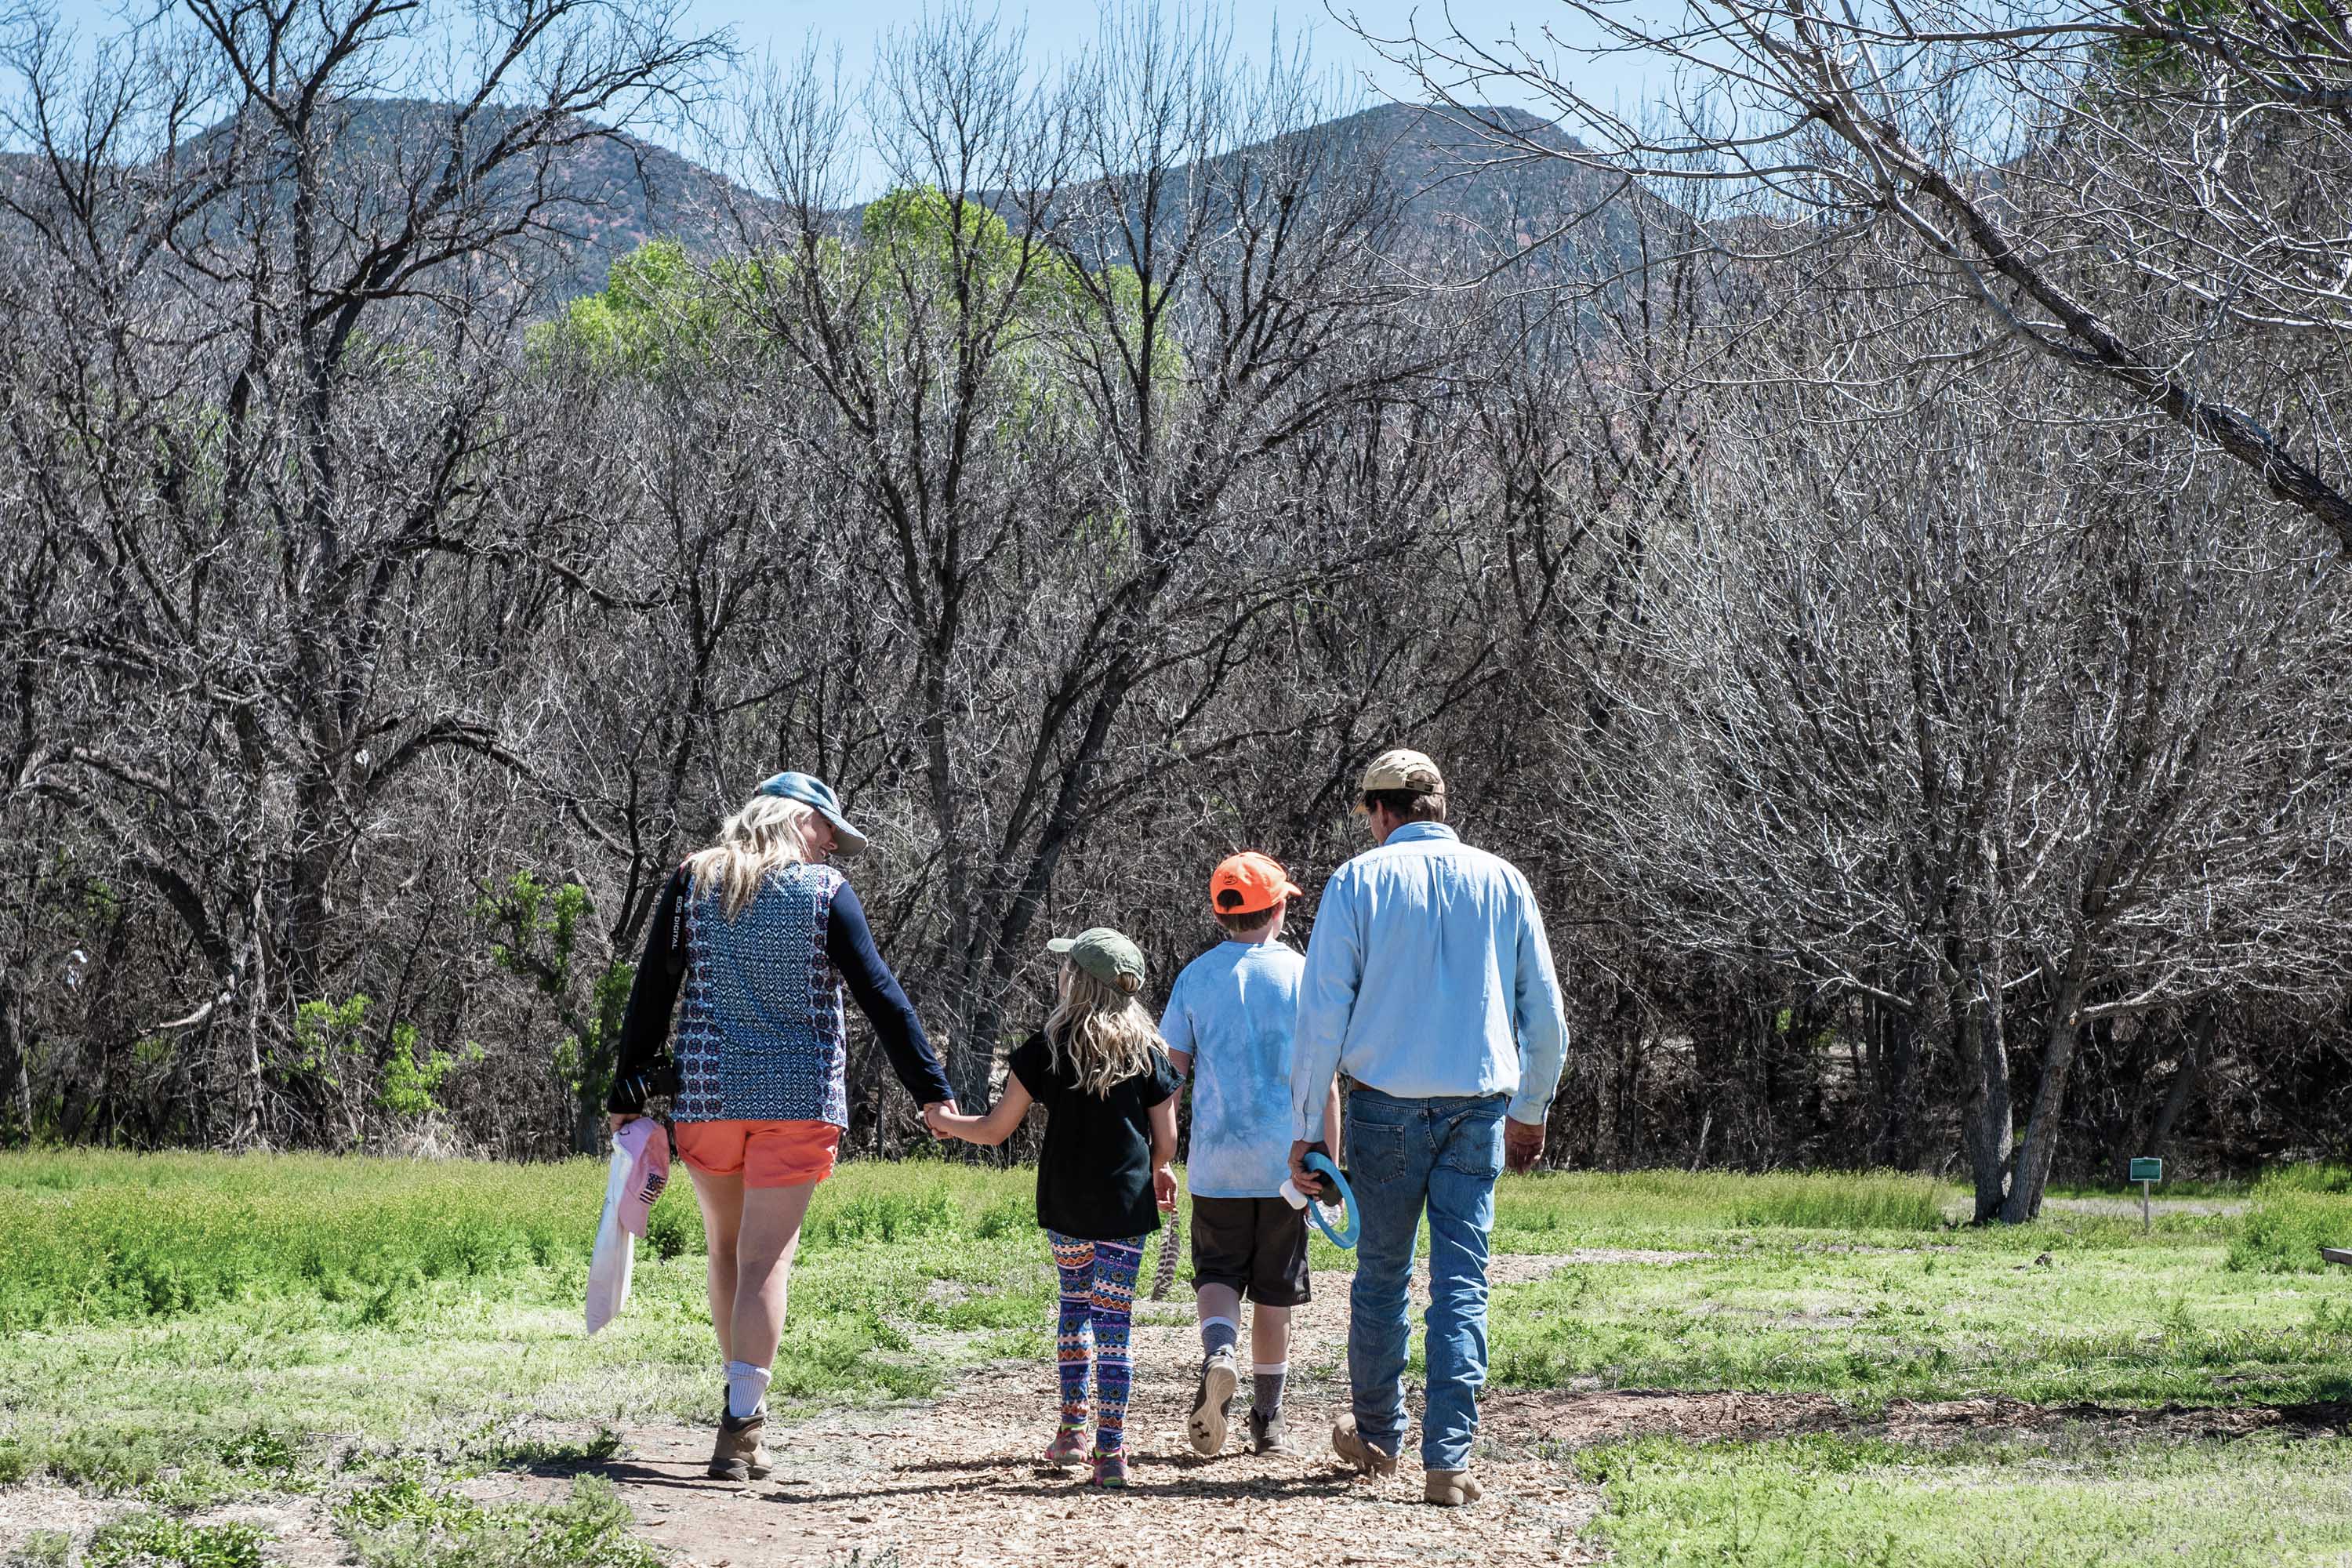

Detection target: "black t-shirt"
[1008, 1029, 1183, 1242]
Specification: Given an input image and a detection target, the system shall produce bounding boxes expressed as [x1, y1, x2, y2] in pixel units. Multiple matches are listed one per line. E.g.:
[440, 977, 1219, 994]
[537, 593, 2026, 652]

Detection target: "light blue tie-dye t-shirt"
[1159, 938, 1305, 1199]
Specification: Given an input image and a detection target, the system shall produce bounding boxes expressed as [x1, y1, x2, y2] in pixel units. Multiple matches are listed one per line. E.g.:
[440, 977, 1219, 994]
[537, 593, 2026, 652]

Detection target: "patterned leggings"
[1047, 1231, 1145, 1455]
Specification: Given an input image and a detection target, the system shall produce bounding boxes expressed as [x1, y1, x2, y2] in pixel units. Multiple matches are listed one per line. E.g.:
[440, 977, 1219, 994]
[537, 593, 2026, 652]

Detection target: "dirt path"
[480, 1258, 1613, 1567]
[2040, 1196, 2248, 1218]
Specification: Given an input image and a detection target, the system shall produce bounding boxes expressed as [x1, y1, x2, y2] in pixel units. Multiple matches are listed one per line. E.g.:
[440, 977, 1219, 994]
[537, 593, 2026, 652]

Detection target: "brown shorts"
[1189, 1196, 1312, 1307]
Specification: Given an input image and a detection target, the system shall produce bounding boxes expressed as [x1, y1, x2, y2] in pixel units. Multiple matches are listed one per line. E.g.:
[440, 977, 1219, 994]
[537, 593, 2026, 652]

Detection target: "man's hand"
[920, 1100, 958, 1137]
[1288, 1139, 1332, 1199]
[1504, 1116, 1546, 1174]
[1153, 1163, 1178, 1213]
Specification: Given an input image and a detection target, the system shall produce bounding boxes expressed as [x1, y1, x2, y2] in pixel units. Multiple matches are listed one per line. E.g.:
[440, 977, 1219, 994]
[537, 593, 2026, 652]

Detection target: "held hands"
[1504, 1116, 1547, 1174]
[1153, 1163, 1178, 1214]
[607, 1112, 641, 1136]
[920, 1100, 960, 1139]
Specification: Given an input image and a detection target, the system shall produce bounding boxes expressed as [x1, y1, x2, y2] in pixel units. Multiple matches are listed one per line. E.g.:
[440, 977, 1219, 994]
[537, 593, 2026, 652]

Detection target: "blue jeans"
[1344, 1086, 1505, 1472]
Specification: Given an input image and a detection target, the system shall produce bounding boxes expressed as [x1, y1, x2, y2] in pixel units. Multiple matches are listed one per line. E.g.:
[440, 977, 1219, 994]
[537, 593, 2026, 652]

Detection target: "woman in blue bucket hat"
[606, 771, 956, 1481]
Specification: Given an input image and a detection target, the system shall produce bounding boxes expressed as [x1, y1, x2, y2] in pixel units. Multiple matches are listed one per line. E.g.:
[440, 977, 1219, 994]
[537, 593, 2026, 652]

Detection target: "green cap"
[1047, 927, 1147, 991]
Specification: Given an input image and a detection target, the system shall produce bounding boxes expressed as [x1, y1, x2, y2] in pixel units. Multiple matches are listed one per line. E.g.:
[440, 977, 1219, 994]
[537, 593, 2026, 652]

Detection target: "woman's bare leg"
[729, 1179, 819, 1370]
[688, 1165, 746, 1362]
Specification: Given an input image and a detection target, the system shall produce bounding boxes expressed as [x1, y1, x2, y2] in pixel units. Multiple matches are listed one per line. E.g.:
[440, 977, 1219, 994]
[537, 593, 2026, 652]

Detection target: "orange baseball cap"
[1210, 851, 1303, 916]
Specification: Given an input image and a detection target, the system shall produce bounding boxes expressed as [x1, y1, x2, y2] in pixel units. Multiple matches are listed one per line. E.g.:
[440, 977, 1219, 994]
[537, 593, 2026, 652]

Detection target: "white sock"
[724, 1359, 771, 1420]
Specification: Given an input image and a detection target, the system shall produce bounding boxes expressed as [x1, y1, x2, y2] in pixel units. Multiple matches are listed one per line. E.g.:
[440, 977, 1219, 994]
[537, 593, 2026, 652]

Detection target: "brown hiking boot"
[1329, 1415, 1397, 1477]
[1250, 1407, 1294, 1456]
[707, 1411, 771, 1482]
[1425, 1468, 1483, 1506]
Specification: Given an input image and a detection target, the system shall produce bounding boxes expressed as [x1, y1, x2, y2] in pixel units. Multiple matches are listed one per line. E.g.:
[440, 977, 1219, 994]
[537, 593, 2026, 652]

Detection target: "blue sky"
[28, 0, 1667, 191]
[673, 0, 1662, 110]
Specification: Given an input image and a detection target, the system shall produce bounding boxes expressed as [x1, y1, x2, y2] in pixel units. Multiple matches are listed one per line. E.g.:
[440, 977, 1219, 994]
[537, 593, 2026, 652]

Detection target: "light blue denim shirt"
[1290, 822, 1569, 1139]
[1160, 938, 1305, 1198]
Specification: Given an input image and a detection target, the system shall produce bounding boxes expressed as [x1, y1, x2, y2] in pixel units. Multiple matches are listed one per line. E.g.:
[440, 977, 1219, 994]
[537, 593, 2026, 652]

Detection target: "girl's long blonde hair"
[686, 795, 819, 920]
[1044, 961, 1167, 1097]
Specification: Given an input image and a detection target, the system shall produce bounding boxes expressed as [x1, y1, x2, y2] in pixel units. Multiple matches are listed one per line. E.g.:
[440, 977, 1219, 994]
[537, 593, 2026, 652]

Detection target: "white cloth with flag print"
[586, 1116, 670, 1334]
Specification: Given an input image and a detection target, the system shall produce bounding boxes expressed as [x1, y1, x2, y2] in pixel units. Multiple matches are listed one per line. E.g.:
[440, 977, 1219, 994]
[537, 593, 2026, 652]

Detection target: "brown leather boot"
[1425, 1468, 1483, 1506]
[707, 1411, 771, 1482]
[1329, 1415, 1398, 1477]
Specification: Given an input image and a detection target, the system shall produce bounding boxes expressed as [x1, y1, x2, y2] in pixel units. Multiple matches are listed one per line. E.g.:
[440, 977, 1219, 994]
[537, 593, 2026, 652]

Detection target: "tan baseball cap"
[1357, 747, 1445, 799]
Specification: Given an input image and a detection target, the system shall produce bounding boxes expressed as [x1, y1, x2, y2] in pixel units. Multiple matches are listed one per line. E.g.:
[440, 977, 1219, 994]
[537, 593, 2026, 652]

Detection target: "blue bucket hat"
[754, 771, 869, 858]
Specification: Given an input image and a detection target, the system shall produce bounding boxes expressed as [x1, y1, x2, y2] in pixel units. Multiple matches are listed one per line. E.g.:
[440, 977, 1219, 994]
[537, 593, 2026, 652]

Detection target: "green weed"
[3, 1531, 70, 1568]
[339, 1475, 659, 1568]
[84, 1515, 267, 1568]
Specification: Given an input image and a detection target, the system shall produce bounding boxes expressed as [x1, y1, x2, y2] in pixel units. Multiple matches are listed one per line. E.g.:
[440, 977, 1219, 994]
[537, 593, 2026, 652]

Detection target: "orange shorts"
[674, 1120, 841, 1189]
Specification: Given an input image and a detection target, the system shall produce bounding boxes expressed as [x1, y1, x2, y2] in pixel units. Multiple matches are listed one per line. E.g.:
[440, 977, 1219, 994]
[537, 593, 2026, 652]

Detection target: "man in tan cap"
[1287, 747, 1568, 1506]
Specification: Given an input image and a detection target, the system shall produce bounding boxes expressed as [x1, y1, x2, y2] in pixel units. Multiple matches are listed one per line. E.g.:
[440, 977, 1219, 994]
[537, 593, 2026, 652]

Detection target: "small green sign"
[2129, 1157, 2162, 1183]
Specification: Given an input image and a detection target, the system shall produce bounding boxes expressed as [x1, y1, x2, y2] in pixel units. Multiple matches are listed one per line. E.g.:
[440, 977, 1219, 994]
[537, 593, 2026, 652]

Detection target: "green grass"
[1482, 1174, 2352, 1406]
[1577, 1432, 2352, 1567]
[1489, 1170, 1960, 1248]
[4, 1152, 2348, 1568]
[0, 1153, 1054, 1504]
[2228, 1171, 2352, 1274]
[0, 1150, 720, 1331]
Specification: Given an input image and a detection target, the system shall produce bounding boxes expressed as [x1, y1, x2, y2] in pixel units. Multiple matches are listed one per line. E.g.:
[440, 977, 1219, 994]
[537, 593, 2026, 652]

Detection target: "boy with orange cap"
[1160, 851, 1340, 1458]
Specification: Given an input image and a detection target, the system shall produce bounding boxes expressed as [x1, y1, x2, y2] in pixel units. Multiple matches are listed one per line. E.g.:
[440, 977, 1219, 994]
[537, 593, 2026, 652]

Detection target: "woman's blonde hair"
[1044, 961, 1167, 1097]
[685, 794, 819, 920]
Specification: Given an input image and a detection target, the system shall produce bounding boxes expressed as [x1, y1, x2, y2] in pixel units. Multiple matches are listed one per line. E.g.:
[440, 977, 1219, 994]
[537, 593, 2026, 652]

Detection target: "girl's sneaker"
[1043, 1427, 1089, 1467]
[1087, 1448, 1128, 1489]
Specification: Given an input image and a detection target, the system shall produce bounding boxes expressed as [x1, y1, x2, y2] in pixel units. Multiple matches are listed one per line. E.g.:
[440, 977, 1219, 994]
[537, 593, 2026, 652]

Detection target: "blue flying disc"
[1302, 1152, 1360, 1250]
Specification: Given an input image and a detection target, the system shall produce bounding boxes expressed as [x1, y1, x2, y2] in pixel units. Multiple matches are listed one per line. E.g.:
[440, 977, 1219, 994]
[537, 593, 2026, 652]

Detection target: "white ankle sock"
[724, 1359, 771, 1419]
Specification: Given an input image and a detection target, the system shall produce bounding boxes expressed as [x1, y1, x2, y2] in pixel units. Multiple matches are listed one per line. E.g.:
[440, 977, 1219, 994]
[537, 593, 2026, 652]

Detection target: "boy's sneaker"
[1249, 1407, 1293, 1455]
[1188, 1345, 1240, 1455]
[706, 1411, 771, 1482]
[1329, 1414, 1398, 1477]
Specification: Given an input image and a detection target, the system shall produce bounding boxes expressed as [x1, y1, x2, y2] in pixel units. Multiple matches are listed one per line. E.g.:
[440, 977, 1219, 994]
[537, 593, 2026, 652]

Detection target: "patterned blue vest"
[672, 864, 851, 1126]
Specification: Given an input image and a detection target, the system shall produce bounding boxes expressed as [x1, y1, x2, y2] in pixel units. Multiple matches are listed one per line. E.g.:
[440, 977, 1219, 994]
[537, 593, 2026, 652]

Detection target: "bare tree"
[715, 7, 1453, 1109]
[0, 0, 727, 1144]
[1566, 322, 2352, 1217]
[1372, 0, 2352, 552]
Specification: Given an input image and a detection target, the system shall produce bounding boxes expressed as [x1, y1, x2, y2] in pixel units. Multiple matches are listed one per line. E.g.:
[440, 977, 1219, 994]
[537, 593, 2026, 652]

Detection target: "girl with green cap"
[927, 927, 1181, 1488]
